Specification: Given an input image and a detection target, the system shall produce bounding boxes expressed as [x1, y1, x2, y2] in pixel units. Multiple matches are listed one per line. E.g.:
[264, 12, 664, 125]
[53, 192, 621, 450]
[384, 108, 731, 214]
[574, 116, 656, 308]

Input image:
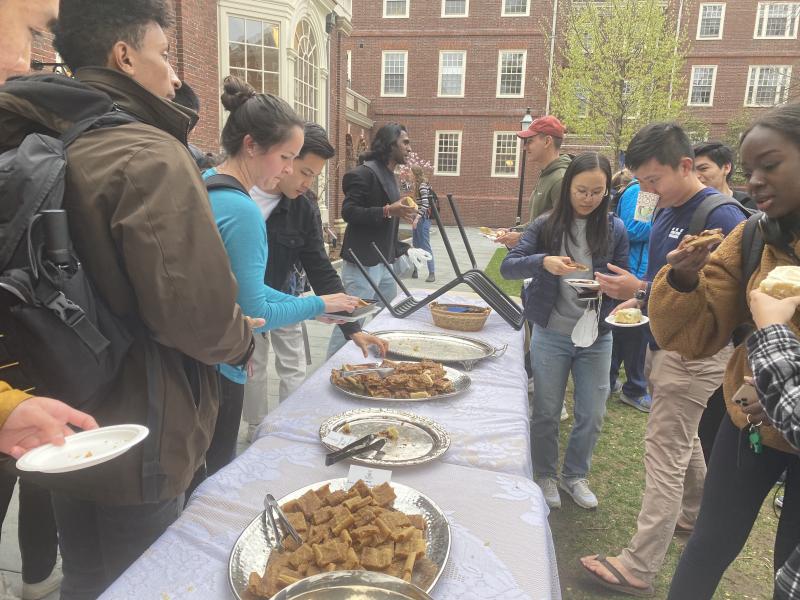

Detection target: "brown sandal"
[580, 555, 655, 597]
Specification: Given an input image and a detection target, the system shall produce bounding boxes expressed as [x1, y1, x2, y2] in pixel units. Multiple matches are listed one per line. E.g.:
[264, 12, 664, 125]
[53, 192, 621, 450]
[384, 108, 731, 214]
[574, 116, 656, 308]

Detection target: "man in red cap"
[497, 115, 571, 247]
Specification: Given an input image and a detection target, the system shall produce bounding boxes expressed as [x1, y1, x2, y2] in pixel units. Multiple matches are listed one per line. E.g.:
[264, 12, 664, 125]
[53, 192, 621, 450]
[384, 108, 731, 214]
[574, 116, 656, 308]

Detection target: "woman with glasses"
[501, 152, 629, 510]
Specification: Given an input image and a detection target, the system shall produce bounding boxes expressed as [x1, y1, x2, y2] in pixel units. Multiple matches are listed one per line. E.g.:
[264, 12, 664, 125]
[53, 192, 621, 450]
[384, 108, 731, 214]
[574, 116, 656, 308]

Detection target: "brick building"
[348, 0, 799, 227]
[684, 0, 800, 137]
[347, 0, 551, 228]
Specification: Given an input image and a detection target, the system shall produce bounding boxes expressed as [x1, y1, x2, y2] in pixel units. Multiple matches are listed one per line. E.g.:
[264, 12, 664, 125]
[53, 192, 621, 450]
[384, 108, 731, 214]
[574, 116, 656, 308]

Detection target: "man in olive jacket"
[497, 115, 572, 248]
[0, 1, 255, 596]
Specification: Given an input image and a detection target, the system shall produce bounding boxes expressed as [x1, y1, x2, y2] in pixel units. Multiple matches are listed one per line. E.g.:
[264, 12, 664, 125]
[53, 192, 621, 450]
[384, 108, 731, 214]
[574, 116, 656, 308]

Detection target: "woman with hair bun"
[201, 76, 359, 476]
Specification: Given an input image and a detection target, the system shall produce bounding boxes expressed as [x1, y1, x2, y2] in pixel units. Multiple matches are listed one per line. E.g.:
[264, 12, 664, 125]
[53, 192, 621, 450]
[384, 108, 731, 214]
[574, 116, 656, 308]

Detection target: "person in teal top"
[199, 76, 358, 478]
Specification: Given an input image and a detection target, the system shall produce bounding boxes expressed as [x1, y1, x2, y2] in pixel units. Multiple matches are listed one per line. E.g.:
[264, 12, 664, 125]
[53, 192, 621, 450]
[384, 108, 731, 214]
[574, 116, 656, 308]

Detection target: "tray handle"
[491, 344, 508, 359]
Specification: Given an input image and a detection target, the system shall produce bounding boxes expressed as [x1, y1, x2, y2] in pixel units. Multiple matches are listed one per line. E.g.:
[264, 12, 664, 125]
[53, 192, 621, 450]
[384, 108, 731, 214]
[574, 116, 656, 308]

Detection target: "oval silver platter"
[273, 570, 433, 600]
[319, 409, 451, 467]
[368, 330, 507, 370]
[228, 479, 451, 600]
[330, 362, 470, 402]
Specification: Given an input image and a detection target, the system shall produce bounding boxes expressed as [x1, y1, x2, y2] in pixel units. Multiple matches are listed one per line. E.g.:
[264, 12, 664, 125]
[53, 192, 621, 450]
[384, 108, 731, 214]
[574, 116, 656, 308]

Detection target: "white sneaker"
[535, 477, 561, 509]
[559, 477, 598, 509]
[527, 378, 535, 394]
[560, 404, 569, 421]
[22, 558, 62, 600]
[247, 423, 259, 443]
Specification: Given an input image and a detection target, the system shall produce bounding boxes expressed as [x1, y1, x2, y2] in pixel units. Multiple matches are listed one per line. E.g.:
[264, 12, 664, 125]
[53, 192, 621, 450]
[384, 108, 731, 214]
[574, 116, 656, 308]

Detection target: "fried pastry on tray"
[332, 359, 453, 398]
[246, 480, 434, 598]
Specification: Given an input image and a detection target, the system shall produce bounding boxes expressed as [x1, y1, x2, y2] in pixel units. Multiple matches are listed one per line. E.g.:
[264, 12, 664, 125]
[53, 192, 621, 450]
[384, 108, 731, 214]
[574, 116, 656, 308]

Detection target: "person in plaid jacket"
[747, 289, 800, 600]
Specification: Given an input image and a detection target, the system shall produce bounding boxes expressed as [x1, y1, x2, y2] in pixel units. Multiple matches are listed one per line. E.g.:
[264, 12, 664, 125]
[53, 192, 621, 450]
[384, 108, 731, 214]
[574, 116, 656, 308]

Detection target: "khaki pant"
[619, 345, 733, 584]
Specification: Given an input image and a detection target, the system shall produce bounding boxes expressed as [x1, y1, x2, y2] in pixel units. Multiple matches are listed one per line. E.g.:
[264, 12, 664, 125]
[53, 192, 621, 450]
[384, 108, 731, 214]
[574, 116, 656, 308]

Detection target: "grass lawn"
[484, 247, 779, 600]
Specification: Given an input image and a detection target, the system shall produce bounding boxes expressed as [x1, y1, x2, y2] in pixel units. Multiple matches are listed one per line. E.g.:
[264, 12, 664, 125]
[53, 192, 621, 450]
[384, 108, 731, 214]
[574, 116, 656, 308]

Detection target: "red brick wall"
[347, 0, 552, 227]
[173, 0, 221, 152]
[682, 0, 800, 138]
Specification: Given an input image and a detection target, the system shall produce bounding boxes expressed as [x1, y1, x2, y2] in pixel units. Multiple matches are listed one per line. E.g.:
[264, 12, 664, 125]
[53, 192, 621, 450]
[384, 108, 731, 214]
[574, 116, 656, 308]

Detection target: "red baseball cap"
[517, 115, 566, 139]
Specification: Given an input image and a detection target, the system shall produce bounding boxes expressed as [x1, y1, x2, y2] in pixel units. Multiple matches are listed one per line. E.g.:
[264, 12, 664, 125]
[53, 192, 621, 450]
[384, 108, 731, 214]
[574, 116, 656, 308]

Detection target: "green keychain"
[749, 424, 763, 455]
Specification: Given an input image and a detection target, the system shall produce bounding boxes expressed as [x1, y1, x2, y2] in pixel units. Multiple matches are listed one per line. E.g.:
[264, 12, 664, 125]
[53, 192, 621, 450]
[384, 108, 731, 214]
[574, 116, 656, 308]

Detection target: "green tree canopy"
[551, 0, 690, 159]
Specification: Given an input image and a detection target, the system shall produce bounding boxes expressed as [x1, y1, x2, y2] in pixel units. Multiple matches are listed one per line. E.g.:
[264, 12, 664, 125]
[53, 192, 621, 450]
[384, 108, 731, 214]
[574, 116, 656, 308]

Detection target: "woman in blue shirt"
[501, 153, 629, 511]
[202, 77, 358, 476]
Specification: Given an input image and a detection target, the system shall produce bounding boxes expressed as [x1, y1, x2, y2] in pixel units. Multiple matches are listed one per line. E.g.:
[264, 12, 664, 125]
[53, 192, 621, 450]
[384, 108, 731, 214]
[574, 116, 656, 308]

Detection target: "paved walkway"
[0, 226, 501, 599]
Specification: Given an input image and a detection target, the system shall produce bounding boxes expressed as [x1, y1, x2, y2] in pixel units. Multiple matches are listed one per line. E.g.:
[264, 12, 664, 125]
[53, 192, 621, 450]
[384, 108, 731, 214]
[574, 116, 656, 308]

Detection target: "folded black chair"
[346, 194, 525, 330]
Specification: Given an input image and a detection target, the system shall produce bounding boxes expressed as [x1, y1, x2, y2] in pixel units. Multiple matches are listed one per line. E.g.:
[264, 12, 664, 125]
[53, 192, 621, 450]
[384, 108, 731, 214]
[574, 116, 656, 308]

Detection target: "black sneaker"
[425, 273, 436, 283]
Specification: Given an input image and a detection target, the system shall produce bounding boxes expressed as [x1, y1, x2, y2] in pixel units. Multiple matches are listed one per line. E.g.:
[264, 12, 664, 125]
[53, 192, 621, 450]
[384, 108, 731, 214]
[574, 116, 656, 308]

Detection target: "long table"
[257, 293, 533, 479]
[101, 294, 561, 599]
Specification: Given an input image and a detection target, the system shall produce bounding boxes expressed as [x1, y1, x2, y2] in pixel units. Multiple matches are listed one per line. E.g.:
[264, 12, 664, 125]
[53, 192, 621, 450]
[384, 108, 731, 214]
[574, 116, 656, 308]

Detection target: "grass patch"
[484, 247, 524, 298]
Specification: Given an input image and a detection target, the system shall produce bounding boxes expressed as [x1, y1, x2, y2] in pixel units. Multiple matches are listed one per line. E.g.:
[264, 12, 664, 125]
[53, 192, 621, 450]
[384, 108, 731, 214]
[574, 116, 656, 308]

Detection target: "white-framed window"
[496, 50, 527, 98]
[293, 20, 318, 122]
[492, 132, 520, 177]
[688, 65, 717, 106]
[226, 15, 280, 95]
[384, 0, 410, 18]
[745, 65, 792, 106]
[754, 3, 800, 38]
[696, 3, 726, 39]
[438, 51, 466, 97]
[434, 131, 462, 176]
[502, 0, 530, 16]
[381, 51, 408, 97]
[442, 0, 469, 17]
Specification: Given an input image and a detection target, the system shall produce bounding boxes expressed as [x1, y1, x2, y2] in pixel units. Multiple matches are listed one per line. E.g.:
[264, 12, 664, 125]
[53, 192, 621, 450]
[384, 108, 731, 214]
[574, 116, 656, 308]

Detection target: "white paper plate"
[605, 314, 650, 328]
[16, 424, 149, 473]
[565, 279, 600, 291]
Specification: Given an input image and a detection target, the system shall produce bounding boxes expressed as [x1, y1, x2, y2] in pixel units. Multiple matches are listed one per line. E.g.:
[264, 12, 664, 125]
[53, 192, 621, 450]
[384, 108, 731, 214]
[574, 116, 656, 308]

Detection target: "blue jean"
[610, 324, 648, 398]
[412, 217, 435, 274]
[530, 324, 612, 480]
[327, 260, 398, 357]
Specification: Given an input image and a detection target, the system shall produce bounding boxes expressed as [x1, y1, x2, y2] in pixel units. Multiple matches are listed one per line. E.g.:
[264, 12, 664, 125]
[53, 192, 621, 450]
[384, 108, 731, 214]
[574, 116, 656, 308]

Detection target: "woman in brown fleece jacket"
[649, 102, 800, 600]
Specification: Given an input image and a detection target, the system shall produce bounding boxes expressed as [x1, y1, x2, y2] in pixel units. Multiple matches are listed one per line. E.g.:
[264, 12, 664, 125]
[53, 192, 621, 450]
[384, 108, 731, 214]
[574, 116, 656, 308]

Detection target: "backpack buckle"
[44, 290, 86, 327]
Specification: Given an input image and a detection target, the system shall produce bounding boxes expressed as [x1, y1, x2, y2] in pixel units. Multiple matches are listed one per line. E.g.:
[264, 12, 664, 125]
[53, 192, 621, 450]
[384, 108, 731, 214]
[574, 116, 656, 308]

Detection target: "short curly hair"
[53, 0, 175, 71]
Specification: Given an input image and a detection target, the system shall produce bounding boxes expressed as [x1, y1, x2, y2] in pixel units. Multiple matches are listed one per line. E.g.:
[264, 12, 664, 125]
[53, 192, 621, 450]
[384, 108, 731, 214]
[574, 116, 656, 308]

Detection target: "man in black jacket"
[327, 123, 417, 355]
[244, 124, 388, 435]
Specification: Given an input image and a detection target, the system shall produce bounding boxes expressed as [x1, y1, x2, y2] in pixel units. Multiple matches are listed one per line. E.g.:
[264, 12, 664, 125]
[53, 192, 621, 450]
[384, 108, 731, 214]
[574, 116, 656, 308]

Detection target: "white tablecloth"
[100, 435, 560, 600]
[258, 293, 532, 479]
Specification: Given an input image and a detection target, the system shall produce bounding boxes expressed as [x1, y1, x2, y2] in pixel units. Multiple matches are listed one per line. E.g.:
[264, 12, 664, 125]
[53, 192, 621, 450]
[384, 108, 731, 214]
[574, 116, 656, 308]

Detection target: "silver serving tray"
[319, 409, 450, 467]
[369, 330, 507, 370]
[272, 571, 433, 600]
[228, 479, 451, 600]
[330, 362, 470, 402]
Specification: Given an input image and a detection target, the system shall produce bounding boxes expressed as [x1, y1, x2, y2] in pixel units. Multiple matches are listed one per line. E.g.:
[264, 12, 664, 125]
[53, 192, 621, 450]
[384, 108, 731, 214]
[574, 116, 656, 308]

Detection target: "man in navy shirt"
[582, 123, 746, 596]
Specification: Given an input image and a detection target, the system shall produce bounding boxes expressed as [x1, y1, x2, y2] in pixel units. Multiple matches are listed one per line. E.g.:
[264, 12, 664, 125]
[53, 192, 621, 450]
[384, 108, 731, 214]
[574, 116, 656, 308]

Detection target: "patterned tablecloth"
[100, 435, 560, 600]
[257, 292, 532, 479]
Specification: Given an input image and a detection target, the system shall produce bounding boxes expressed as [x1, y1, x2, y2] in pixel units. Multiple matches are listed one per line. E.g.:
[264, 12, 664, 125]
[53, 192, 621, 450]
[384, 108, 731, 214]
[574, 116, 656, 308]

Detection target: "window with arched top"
[294, 20, 318, 122]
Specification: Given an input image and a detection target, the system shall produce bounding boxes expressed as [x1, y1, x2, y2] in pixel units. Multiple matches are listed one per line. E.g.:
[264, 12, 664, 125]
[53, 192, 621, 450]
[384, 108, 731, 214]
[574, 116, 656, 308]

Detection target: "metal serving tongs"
[325, 433, 387, 466]
[264, 493, 302, 550]
[337, 364, 395, 378]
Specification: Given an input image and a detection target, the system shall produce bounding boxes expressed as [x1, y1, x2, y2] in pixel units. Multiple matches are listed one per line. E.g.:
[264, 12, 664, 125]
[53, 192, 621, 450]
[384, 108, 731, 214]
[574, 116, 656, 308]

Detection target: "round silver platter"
[369, 330, 507, 370]
[330, 362, 471, 402]
[228, 479, 451, 600]
[272, 571, 433, 600]
[319, 409, 451, 467]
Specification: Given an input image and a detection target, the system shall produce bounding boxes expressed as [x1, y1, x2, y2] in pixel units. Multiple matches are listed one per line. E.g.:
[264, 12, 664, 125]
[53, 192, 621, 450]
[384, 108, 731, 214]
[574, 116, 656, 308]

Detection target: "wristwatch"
[634, 283, 648, 302]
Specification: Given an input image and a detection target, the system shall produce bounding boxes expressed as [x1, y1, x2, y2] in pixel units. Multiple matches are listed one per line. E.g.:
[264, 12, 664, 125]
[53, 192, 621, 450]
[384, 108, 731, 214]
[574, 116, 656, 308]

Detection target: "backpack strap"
[204, 174, 249, 196]
[687, 193, 751, 235]
[740, 214, 765, 289]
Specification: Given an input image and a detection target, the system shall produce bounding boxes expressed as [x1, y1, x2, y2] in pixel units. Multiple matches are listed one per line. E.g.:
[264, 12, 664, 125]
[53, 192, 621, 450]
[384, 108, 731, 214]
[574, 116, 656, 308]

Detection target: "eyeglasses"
[573, 189, 607, 200]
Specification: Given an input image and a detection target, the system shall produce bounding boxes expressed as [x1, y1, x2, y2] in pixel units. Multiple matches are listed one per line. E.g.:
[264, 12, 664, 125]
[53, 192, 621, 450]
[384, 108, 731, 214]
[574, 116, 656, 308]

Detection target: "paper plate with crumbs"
[15, 424, 149, 474]
[228, 479, 450, 599]
[319, 409, 450, 467]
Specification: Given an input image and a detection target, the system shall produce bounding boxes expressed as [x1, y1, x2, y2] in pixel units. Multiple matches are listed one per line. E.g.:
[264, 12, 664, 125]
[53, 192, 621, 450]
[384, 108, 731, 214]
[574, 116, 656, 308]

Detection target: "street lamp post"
[515, 107, 534, 226]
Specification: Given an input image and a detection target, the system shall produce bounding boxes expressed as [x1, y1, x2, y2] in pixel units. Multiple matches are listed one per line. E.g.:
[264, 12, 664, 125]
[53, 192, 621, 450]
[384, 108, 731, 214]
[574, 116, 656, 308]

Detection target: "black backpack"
[0, 110, 137, 410]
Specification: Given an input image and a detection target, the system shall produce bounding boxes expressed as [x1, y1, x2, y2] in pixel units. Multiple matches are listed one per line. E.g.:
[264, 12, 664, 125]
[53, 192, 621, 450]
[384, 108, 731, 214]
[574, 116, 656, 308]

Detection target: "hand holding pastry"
[543, 256, 579, 276]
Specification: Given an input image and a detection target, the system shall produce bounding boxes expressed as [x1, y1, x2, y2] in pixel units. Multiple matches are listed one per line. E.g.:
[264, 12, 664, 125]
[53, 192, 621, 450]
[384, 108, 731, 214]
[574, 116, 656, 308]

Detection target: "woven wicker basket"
[429, 302, 491, 332]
